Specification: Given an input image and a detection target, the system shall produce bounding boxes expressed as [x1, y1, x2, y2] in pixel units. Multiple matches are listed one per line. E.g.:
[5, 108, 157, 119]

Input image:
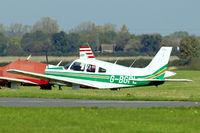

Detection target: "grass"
[0, 70, 199, 101]
[0, 107, 200, 133]
[0, 70, 199, 133]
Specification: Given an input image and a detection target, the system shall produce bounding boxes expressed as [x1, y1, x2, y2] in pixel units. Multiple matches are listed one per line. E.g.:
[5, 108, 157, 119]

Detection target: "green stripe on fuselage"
[45, 64, 167, 87]
[47, 67, 63, 70]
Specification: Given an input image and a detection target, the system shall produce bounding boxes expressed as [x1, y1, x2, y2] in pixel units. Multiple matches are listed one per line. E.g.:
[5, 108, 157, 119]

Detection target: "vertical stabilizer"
[144, 46, 172, 77]
[80, 46, 95, 59]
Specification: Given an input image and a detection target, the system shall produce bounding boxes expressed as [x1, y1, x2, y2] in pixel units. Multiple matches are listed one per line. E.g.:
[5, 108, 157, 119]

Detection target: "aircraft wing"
[0, 76, 37, 84]
[129, 78, 192, 82]
[7, 69, 95, 88]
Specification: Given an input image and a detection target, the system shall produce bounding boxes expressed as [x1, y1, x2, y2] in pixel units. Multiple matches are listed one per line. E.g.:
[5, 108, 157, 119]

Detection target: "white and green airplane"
[7, 46, 191, 90]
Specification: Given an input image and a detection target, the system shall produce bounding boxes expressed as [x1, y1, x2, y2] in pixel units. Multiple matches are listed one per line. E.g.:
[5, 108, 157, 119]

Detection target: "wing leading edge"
[7, 69, 96, 88]
[0, 76, 37, 84]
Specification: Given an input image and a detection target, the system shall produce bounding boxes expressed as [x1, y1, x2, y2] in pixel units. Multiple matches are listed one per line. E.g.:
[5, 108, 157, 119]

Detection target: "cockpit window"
[86, 64, 96, 73]
[64, 61, 73, 70]
[98, 67, 106, 73]
[70, 62, 85, 71]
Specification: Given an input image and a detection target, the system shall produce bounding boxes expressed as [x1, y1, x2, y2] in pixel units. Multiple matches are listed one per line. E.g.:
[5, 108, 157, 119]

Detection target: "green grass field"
[0, 70, 199, 101]
[0, 107, 199, 133]
[0, 71, 199, 133]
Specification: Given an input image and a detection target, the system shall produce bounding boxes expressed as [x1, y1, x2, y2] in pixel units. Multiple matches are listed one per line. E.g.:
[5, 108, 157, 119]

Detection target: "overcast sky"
[0, 0, 199, 35]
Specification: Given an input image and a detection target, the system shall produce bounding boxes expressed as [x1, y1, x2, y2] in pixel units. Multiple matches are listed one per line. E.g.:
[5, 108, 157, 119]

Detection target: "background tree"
[0, 20, 198, 57]
[167, 31, 189, 40]
[0, 33, 8, 55]
[5, 23, 32, 38]
[65, 33, 81, 54]
[124, 39, 141, 55]
[51, 31, 67, 55]
[140, 34, 162, 55]
[33, 17, 59, 33]
[0, 24, 4, 33]
[4, 36, 24, 55]
[51, 31, 81, 55]
[21, 31, 52, 55]
[7, 23, 23, 38]
[95, 25, 104, 33]
[71, 21, 95, 34]
[178, 36, 199, 62]
[23, 25, 32, 34]
[99, 31, 117, 44]
[115, 24, 131, 51]
[87, 33, 99, 51]
[103, 23, 116, 32]
[163, 31, 189, 56]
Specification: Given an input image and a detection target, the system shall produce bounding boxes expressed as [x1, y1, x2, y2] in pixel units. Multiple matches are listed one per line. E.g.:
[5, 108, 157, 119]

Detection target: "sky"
[0, 0, 200, 35]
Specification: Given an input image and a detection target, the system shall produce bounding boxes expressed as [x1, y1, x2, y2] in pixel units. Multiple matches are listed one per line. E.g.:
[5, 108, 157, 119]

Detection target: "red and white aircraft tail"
[79, 46, 95, 59]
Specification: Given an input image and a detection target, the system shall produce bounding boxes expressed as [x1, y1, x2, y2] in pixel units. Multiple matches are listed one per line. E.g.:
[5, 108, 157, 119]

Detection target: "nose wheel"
[110, 88, 120, 91]
[59, 85, 62, 90]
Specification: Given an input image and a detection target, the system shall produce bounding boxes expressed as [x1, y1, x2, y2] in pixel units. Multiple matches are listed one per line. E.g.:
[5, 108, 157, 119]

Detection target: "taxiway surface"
[0, 97, 199, 107]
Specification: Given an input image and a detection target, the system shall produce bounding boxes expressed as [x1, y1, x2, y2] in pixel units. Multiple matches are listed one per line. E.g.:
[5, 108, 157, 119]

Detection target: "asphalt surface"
[0, 97, 199, 107]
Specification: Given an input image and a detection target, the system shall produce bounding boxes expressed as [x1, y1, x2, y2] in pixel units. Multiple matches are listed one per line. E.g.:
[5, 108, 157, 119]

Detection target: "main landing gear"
[40, 84, 52, 90]
[110, 88, 121, 91]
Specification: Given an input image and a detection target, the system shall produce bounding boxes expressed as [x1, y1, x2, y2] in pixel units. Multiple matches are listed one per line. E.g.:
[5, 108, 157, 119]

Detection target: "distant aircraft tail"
[80, 46, 95, 59]
[144, 46, 172, 79]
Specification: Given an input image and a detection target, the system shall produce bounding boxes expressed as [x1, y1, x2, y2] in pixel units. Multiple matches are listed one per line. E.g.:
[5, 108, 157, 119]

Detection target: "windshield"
[64, 61, 73, 70]
[70, 62, 85, 71]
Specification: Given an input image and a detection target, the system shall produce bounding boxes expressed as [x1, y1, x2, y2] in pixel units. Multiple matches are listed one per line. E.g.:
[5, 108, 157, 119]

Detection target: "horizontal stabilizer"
[164, 71, 176, 78]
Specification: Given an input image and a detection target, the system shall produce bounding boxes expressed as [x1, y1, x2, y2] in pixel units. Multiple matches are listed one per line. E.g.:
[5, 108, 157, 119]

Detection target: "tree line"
[0, 17, 199, 63]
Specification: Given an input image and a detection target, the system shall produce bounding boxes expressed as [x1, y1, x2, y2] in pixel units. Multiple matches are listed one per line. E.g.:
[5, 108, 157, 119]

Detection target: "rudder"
[144, 46, 172, 79]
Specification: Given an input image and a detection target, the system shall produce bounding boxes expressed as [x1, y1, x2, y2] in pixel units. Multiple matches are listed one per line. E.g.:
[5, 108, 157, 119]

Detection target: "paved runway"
[0, 97, 199, 107]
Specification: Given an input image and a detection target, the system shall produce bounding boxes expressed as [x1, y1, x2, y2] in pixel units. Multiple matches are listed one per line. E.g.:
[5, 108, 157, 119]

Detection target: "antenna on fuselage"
[26, 55, 31, 61]
[114, 59, 118, 64]
[56, 60, 62, 66]
[129, 59, 137, 68]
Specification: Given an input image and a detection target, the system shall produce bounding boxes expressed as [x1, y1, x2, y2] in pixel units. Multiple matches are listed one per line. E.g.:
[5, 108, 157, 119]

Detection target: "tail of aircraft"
[144, 46, 172, 79]
[130, 46, 191, 82]
[80, 46, 95, 59]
